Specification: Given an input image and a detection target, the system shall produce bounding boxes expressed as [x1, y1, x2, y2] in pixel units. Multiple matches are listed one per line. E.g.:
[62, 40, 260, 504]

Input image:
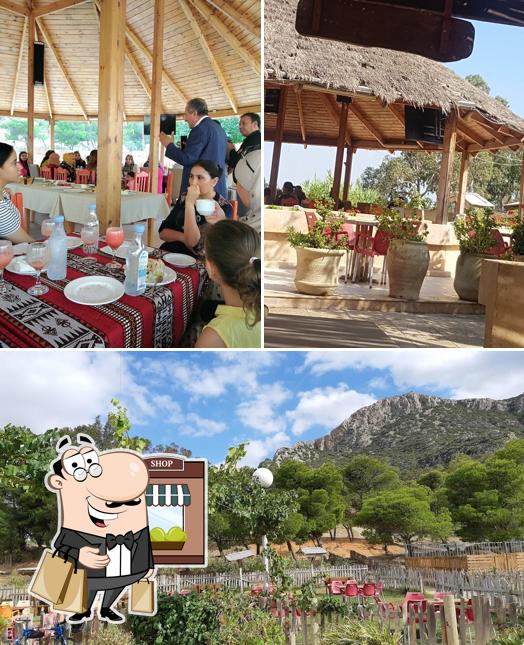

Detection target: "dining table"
[0, 239, 206, 348]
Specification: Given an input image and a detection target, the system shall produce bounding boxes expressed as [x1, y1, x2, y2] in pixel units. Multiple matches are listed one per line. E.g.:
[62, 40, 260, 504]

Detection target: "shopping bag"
[129, 579, 156, 615]
[53, 568, 88, 614]
[29, 549, 74, 605]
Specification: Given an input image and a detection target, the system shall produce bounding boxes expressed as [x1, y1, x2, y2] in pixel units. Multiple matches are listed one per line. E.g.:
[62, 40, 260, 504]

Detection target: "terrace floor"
[264, 265, 486, 348]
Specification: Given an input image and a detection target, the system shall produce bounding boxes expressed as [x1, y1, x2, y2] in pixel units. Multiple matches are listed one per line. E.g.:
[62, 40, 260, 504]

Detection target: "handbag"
[29, 548, 74, 605]
[53, 564, 88, 614]
[129, 579, 157, 615]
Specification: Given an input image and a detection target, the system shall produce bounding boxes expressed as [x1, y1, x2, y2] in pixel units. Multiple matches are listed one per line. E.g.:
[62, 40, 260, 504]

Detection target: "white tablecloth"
[7, 183, 170, 225]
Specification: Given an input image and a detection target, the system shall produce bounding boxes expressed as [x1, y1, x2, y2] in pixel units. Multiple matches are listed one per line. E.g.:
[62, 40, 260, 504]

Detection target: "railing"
[406, 541, 524, 558]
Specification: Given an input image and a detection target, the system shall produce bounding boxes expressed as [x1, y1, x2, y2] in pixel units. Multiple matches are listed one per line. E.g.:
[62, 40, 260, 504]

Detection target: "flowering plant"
[376, 208, 428, 242]
[453, 208, 497, 255]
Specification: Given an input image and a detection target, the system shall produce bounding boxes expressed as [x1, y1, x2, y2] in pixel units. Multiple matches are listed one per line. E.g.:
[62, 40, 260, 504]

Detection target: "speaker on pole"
[34, 42, 45, 85]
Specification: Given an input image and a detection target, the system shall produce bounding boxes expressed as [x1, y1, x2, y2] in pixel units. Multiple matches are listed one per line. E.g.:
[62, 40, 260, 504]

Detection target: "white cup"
[196, 199, 216, 217]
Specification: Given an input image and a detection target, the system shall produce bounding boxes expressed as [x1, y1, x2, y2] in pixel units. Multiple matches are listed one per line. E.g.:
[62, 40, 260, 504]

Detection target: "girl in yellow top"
[196, 220, 261, 348]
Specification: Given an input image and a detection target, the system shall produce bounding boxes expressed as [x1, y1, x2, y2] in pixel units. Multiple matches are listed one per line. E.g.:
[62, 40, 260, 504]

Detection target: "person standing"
[228, 112, 261, 170]
[159, 98, 228, 198]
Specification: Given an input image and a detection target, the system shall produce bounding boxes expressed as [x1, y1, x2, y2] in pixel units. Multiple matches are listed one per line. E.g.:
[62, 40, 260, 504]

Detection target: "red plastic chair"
[165, 170, 174, 205]
[90, 170, 97, 185]
[361, 582, 376, 598]
[402, 593, 427, 625]
[328, 580, 345, 595]
[76, 169, 90, 184]
[280, 196, 299, 207]
[135, 171, 151, 193]
[40, 167, 53, 180]
[354, 229, 391, 287]
[335, 222, 357, 284]
[487, 229, 509, 256]
[304, 210, 318, 233]
[9, 192, 25, 230]
[230, 199, 238, 220]
[344, 581, 359, 598]
[55, 167, 68, 181]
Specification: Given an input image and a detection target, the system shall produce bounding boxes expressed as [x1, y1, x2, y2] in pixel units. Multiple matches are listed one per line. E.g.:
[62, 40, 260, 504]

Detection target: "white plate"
[67, 237, 83, 250]
[163, 252, 196, 267]
[64, 276, 124, 306]
[146, 266, 177, 287]
[5, 255, 46, 276]
[100, 242, 154, 259]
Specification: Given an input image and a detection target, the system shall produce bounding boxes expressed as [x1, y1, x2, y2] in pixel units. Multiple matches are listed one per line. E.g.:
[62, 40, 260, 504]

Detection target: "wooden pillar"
[27, 10, 35, 163]
[520, 150, 524, 221]
[50, 118, 55, 150]
[269, 86, 288, 201]
[455, 151, 470, 215]
[436, 110, 458, 224]
[342, 145, 354, 203]
[97, 0, 126, 232]
[331, 101, 349, 204]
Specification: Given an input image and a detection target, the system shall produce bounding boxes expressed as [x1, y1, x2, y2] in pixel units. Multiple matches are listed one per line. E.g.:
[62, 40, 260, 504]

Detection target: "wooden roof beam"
[178, 0, 237, 113]
[0, 0, 28, 16]
[36, 16, 88, 119]
[467, 138, 524, 153]
[189, 0, 259, 74]
[203, 0, 259, 39]
[33, 0, 89, 17]
[294, 85, 307, 147]
[10, 16, 27, 115]
[323, 94, 352, 146]
[348, 101, 384, 146]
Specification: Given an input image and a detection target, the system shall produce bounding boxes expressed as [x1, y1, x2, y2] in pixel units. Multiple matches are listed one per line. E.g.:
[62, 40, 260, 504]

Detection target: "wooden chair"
[76, 169, 90, 184]
[135, 171, 151, 193]
[40, 167, 53, 180]
[10, 191, 26, 232]
[55, 167, 68, 181]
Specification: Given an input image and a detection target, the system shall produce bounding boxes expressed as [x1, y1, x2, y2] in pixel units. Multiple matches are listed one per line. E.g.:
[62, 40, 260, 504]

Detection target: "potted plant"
[287, 198, 347, 295]
[376, 209, 429, 300]
[511, 219, 524, 261]
[452, 207, 497, 301]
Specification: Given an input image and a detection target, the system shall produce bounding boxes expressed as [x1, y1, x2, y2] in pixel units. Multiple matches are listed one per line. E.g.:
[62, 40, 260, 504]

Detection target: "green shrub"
[317, 595, 353, 617]
[489, 624, 524, 645]
[287, 198, 347, 250]
[88, 624, 135, 645]
[511, 220, 524, 256]
[453, 207, 497, 255]
[376, 208, 428, 242]
[212, 602, 285, 645]
[321, 619, 403, 645]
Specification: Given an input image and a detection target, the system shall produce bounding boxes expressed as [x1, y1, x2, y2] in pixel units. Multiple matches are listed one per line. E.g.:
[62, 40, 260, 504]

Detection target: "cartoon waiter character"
[40, 434, 155, 624]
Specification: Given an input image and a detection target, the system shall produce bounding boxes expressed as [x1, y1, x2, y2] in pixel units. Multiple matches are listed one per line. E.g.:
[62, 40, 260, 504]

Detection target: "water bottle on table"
[81, 204, 99, 263]
[47, 215, 68, 281]
[124, 223, 148, 296]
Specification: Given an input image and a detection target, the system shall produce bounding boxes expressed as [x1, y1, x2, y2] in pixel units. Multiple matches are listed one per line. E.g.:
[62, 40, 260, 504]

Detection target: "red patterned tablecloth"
[0, 243, 206, 348]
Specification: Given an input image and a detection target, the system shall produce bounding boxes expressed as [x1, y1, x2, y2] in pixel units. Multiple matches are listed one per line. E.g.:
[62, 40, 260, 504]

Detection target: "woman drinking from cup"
[158, 159, 232, 258]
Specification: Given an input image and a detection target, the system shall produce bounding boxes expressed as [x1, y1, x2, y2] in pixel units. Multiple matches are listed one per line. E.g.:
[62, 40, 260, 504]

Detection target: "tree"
[356, 485, 453, 552]
[342, 456, 400, 539]
[465, 74, 490, 95]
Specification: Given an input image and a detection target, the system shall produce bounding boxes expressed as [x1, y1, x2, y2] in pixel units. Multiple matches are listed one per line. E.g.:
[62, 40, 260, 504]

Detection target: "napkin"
[13, 243, 29, 256]
[9, 256, 36, 274]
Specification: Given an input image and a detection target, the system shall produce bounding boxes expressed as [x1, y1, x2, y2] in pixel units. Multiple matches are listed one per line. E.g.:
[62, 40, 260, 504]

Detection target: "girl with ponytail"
[196, 220, 261, 348]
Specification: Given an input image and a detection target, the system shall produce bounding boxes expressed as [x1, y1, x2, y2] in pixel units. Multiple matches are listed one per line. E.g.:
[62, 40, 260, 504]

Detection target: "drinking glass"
[105, 227, 125, 269]
[81, 225, 98, 264]
[41, 218, 55, 240]
[0, 240, 14, 296]
[26, 242, 50, 296]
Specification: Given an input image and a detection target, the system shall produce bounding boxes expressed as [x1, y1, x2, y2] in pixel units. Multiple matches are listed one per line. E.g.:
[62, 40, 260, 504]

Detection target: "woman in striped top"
[0, 143, 33, 243]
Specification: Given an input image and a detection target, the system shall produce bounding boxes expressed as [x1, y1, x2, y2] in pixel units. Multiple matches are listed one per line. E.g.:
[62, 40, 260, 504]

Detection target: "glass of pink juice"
[0, 240, 14, 296]
[105, 227, 125, 269]
[26, 242, 50, 296]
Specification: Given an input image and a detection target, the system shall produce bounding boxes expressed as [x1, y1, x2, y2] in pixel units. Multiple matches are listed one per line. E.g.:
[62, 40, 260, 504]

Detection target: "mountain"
[265, 392, 524, 472]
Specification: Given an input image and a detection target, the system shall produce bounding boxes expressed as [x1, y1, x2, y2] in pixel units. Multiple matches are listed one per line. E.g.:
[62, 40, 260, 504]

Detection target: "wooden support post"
[443, 595, 460, 645]
[27, 10, 35, 163]
[456, 151, 470, 215]
[520, 151, 524, 221]
[436, 110, 458, 224]
[269, 86, 288, 201]
[97, 0, 126, 233]
[50, 118, 55, 149]
[342, 145, 354, 203]
[331, 101, 349, 204]
[147, 0, 165, 245]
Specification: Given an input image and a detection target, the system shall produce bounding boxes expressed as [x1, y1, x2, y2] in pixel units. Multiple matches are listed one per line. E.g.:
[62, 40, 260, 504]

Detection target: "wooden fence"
[406, 553, 524, 572]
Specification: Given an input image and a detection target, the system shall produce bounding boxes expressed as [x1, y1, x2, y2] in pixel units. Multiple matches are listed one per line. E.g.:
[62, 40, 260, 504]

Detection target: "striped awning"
[146, 484, 191, 507]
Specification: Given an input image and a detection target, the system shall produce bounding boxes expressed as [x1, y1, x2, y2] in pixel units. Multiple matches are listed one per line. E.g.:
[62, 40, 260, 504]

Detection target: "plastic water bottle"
[81, 204, 99, 259]
[124, 224, 148, 296]
[47, 215, 68, 280]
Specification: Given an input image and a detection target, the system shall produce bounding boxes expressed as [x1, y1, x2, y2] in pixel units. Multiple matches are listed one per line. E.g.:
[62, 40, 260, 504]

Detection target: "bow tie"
[106, 531, 134, 550]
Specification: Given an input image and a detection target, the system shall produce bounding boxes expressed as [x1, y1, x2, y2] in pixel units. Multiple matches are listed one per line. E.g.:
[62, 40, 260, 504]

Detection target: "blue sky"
[2, 350, 524, 467]
[264, 20, 524, 187]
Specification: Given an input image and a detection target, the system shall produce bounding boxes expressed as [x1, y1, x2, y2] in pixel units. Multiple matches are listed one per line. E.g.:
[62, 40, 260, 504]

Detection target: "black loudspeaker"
[405, 106, 445, 145]
[264, 89, 281, 114]
[34, 42, 44, 85]
[336, 95, 352, 104]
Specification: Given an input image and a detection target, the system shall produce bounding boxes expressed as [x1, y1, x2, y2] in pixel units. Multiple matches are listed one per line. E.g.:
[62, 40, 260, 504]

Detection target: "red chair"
[90, 170, 96, 185]
[165, 171, 174, 206]
[304, 210, 318, 232]
[375, 581, 384, 599]
[402, 593, 427, 625]
[487, 229, 509, 256]
[135, 171, 151, 193]
[354, 229, 391, 287]
[76, 169, 90, 184]
[9, 192, 25, 230]
[361, 582, 376, 598]
[280, 196, 299, 207]
[40, 167, 53, 180]
[328, 580, 345, 595]
[55, 167, 68, 181]
[230, 199, 238, 221]
[344, 581, 359, 598]
[335, 222, 357, 284]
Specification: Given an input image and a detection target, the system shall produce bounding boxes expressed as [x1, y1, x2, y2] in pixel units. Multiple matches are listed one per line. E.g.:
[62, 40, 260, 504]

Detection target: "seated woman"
[46, 152, 61, 179]
[60, 152, 77, 182]
[122, 154, 138, 178]
[0, 143, 33, 243]
[40, 150, 54, 169]
[159, 160, 232, 258]
[17, 151, 30, 179]
[195, 220, 261, 348]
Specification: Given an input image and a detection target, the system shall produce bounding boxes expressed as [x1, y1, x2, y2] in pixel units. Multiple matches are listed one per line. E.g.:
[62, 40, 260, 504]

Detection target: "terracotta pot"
[387, 239, 429, 301]
[294, 246, 345, 295]
[453, 253, 487, 302]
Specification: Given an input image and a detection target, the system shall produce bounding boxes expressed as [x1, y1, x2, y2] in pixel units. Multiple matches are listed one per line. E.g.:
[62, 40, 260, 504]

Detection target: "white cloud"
[286, 384, 376, 436]
[178, 413, 227, 438]
[368, 377, 388, 390]
[236, 383, 292, 434]
[238, 431, 291, 468]
[152, 395, 183, 424]
[303, 350, 524, 400]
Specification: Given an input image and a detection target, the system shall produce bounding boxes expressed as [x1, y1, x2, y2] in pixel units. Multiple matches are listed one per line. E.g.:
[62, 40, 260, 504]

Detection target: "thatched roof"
[264, 0, 524, 148]
[0, 0, 260, 121]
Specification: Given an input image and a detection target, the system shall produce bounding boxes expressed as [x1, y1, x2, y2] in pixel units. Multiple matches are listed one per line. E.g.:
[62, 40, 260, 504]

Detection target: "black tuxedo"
[53, 526, 153, 610]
